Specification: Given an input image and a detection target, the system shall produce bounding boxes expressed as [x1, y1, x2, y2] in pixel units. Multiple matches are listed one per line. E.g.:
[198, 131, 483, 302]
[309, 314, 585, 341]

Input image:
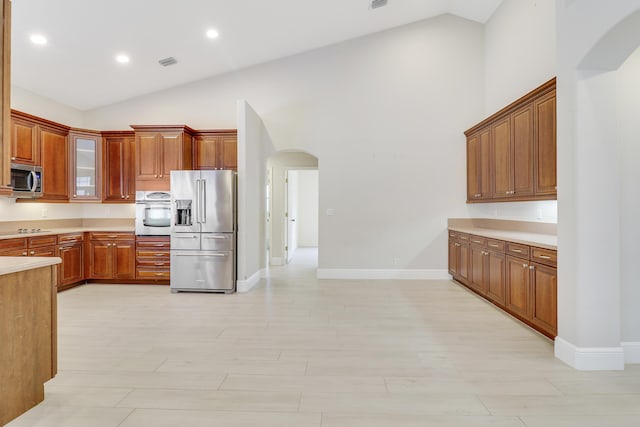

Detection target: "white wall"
[465, 0, 558, 224]
[617, 47, 640, 345]
[296, 170, 319, 247]
[83, 14, 485, 273]
[12, 86, 85, 128]
[555, 0, 640, 370]
[483, 0, 557, 115]
[237, 101, 275, 285]
[0, 198, 134, 222]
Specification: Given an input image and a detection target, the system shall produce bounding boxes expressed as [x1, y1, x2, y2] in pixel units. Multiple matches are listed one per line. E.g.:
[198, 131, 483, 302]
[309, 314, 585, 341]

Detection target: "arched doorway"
[556, 6, 640, 370]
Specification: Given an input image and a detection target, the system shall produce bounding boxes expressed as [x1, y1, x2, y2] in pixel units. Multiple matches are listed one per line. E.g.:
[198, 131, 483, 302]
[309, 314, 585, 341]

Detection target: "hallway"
[8, 261, 640, 426]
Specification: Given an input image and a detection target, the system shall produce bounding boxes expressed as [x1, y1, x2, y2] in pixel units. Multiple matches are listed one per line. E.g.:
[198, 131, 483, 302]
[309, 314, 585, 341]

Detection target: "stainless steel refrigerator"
[170, 170, 236, 293]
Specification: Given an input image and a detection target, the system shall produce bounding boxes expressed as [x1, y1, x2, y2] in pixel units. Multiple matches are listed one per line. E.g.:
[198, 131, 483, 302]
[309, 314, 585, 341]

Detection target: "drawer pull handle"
[539, 255, 551, 259]
[489, 244, 499, 247]
[155, 253, 165, 257]
[512, 249, 522, 253]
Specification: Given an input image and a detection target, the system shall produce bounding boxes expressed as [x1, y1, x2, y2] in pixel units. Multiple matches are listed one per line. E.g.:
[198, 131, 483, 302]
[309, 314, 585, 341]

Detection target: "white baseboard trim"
[554, 336, 625, 370]
[316, 269, 450, 280]
[622, 342, 640, 364]
[236, 268, 268, 293]
[270, 257, 284, 266]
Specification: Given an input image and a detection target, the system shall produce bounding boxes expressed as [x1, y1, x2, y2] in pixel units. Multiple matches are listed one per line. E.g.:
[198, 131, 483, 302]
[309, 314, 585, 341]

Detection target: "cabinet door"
[530, 262, 557, 336]
[159, 132, 183, 179]
[486, 251, 506, 306]
[104, 135, 135, 202]
[505, 256, 530, 319]
[478, 128, 491, 200]
[458, 242, 470, 284]
[492, 116, 512, 198]
[194, 135, 220, 170]
[467, 134, 480, 201]
[448, 238, 457, 275]
[59, 243, 84, 286]
[512, 104, 534, 197]
[221, 135, 237, 170]
[40, 127, 69, 200]
[469, 245, 487, 294]
[11, 117, 39, 165]
[534, 90, 557, 196]
[136, 133, 159, 181]
[70, 132, 101, 201]
[113, 241, 135, 279]
[88, 241, 111, 279]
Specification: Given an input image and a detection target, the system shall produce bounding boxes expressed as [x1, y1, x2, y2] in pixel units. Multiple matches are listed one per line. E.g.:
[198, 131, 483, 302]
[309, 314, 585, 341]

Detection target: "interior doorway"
[284, 169, 319, 264]
[265, 151, 319, 269]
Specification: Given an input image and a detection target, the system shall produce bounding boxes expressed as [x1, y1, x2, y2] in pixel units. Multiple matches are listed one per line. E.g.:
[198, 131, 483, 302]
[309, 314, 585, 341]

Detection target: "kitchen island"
[0, 257, 60, 426]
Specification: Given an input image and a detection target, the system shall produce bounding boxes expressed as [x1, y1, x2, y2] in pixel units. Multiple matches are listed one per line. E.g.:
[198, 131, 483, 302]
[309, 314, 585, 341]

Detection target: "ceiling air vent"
[370, 0, 387, 9]
[158, 57, 178, 67]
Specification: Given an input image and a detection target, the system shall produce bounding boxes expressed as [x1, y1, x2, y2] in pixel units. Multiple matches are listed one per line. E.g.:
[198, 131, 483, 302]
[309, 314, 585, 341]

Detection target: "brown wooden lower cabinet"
[87, 232, 135, 280]
[136, 236, 170, 281]
[449, 229, 557, 339]
[58, 232, 85, 289]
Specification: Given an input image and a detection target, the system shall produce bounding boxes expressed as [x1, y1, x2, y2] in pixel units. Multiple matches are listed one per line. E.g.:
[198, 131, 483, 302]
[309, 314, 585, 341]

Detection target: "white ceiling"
[11, 0, 502, 111]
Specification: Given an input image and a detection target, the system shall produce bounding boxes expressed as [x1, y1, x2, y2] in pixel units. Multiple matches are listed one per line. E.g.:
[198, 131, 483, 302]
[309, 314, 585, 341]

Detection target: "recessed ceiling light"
[30, 34, 47, 45]
[116, 54, 130, 64]
[206, 29, 219, 39]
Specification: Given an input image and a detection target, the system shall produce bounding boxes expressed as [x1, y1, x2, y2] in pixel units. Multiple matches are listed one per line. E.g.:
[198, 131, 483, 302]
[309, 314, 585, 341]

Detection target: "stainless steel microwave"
[10, 163, 43, 198]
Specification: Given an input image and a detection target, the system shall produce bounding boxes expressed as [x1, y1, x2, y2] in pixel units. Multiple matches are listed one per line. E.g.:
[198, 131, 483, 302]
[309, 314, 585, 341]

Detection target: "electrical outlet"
[41, 208, 48, 218]
[394, 257, 400, 266]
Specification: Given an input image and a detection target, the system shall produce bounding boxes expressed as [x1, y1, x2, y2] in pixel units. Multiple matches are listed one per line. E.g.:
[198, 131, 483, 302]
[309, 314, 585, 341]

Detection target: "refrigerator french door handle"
[201, 180, 207, 223]
[195, 179, 201, 224]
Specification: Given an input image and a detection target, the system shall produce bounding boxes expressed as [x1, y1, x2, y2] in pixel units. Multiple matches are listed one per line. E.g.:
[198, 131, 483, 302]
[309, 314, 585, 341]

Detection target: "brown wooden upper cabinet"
[193, 130, 238, 171]
[11, 115, 39, 165]
[69, 130, 101, 202]
[102, 131, 135, 202]
[132, 125, 194, 191]
[11, 110, 71, 201]
[465, 78, 556, 203]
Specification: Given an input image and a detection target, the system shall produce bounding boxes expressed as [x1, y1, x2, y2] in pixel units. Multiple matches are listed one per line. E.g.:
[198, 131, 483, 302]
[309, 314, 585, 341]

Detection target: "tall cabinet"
[69, 130, 101, 202]
[102, 131, 135, 202]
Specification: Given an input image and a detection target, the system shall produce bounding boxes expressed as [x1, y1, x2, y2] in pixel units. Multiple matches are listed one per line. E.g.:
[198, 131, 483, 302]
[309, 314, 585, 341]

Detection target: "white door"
[285, 170, 299, 263]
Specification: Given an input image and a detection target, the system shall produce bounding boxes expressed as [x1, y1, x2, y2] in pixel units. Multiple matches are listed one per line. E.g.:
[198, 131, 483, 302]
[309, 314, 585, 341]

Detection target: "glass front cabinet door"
[69, 131, 102, 201]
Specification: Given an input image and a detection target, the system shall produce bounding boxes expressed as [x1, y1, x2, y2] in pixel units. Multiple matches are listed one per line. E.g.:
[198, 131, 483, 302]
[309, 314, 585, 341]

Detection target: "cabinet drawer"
[58, 232, 83, 244]
[531, 247, 557, 267]
[28, 235, 57, 248]
[136, 241, 171, 249]
[0, 238, 27, 251]
[506, 242, 529, 259]
[136, 269, 170, 278]
[0, 249, 28, 256]
[28, 246, 57, 257]
[486, 239, 505, 252]
[89, 232, 134, 241]
[137, 259, 170, 268]
[136, 250, 170, 259]
[469, 235, 487, 247]
[449, 231, 459, 239]
[457, 233, 469, 242]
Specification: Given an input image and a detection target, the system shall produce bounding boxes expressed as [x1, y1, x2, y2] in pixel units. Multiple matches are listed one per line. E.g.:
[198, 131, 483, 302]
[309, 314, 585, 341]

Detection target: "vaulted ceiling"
[11, 0, 502, 110]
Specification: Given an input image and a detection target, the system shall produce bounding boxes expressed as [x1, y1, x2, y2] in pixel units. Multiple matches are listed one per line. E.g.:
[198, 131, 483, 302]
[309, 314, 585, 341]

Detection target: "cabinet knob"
[126, 195, 130, 199]
[121, 195, 125, 199]
[73, 194, 77, 198]
[522, 263, 528, 268]
[11, 156, 16, 160]
[529, 265, 535, 270]
[30, 250, 35, 255]
[22, 251, 27, 256]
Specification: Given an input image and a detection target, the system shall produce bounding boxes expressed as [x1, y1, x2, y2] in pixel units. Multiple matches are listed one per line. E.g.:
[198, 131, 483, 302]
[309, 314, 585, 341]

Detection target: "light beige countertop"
[0, 257, 61, 275]
[448, 218, 557, 250]
[0, 226, 135, 240]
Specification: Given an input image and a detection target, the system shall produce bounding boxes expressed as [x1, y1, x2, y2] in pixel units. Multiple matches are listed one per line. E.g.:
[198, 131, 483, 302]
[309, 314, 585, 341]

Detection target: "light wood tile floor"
[8, 248, 640, 426]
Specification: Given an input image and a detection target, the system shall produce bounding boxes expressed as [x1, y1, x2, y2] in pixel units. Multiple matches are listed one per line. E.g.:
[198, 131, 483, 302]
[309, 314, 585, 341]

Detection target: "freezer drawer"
[170, 250, 235, 292]
[201, 233, 234, 251]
